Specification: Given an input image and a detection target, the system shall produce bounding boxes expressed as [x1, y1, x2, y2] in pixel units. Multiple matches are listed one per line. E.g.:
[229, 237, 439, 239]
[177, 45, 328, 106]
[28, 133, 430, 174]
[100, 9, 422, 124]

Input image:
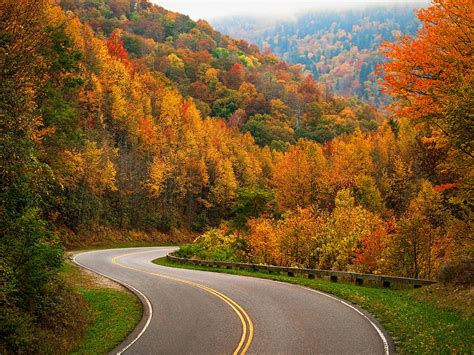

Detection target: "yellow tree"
[277, 207, 323, 267]
[389, 181, 448, 279]
[247, 217, 280, 265]
[319, 189, 380, 270]
[210, 158, 238, 209]
[328, 128, 374, 189]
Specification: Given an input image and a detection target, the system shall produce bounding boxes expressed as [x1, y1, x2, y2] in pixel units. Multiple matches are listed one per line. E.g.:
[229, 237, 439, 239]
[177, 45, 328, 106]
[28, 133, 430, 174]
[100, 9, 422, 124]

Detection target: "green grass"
[154, 257, 474, 354]
[71, 289, 142, 355]
[60, 262, 142, 354]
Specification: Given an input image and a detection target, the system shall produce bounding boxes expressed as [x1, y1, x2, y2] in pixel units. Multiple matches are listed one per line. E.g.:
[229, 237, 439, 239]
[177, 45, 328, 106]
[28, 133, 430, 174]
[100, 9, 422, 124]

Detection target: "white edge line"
[301, 286, 391, 355]
[263, 276, 391, 355]
[71, 251, 154, 355]
[166, 255, 391, 355]
[76, 249, 390, 355]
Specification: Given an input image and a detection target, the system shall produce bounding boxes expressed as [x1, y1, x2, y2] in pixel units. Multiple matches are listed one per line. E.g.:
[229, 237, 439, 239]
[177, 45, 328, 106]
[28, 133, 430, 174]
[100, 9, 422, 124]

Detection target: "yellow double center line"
[112, 250, 254, 355]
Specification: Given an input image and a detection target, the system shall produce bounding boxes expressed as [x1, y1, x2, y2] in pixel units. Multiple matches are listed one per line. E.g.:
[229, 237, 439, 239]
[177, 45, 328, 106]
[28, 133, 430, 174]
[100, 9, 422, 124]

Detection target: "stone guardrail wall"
[167, 254, 436, 289]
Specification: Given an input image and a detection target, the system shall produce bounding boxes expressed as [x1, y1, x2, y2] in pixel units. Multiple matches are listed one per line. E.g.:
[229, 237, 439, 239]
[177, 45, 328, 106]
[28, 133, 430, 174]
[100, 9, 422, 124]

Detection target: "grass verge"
[59, 261, 142, 354]
[154, 257, 473, 353]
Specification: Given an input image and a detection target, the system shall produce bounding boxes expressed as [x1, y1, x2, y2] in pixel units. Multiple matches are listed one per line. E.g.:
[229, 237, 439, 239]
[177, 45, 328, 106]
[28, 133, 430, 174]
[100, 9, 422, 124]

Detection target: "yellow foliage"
[148, 156, 172, 197]
[196, 227, 238, 250]
[65, 16, 85, 52]
[247, 217, 279, 265]
[277, 207, 323, 267]
[273, 140, 328, 210]
[167, 53, 184, 69]
[109, 86, 127, 121]
[320, 189, 380, 270]
[210, 159, 238, 207]
[159, 89, 182, 128]
[82, 141, 117, 193]
[56, 150, 85, 188]
[56, 142, 117, 194]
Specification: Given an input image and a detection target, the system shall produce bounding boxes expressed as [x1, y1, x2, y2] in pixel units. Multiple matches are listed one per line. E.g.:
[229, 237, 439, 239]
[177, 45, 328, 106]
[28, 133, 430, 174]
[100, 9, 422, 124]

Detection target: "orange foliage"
[272, 141, 328, 210]
[138, 116, 158, 146]
[381, 0, 473, 156]
[433, 183, 461, 192]
[354, 224, 389, 273]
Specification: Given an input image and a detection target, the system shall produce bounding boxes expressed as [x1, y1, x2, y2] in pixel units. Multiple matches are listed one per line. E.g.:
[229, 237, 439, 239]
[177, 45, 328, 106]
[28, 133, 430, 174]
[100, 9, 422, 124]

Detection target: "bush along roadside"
[59, 259, 142, 354]
[154, 256, 474, 353]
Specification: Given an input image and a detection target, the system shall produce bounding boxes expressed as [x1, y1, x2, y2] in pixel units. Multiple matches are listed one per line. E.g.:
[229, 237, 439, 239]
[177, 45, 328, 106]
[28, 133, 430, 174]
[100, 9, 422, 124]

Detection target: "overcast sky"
[153, 0, 427, 21]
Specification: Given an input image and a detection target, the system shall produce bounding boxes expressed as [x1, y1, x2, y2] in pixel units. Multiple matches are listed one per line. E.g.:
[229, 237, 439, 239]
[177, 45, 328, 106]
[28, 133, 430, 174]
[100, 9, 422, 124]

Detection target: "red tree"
[106, 30, 130, 65]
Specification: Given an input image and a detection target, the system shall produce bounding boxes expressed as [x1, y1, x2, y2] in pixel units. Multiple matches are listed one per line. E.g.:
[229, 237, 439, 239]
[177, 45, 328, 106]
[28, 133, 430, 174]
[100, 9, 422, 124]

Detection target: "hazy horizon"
[153, 0, 428, 21]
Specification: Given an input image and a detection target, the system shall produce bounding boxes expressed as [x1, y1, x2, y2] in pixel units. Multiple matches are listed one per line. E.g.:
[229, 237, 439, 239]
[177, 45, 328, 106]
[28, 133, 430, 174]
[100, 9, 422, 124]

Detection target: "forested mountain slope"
[61, 0, 383, 147]
[212, 3, 425, 105]
[1, 0, 472, 352]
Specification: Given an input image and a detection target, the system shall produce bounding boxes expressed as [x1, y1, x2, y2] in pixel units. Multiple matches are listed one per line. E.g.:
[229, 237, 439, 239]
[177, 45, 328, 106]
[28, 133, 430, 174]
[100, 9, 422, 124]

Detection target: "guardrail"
[167, 254, 436, 289]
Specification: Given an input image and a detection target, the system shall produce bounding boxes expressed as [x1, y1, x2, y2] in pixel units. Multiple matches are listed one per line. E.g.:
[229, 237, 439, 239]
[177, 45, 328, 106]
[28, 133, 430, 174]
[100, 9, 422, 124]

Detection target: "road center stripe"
[112, 250, 254, 355]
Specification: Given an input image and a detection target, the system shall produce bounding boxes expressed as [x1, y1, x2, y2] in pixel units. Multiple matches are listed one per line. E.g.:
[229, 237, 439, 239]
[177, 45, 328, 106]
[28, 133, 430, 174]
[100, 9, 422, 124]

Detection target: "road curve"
[74, 247, 394, 355]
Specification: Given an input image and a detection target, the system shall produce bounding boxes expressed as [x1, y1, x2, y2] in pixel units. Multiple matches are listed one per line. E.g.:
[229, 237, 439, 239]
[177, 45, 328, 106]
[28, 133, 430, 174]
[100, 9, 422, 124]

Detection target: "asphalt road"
[74, 247, 393, 355]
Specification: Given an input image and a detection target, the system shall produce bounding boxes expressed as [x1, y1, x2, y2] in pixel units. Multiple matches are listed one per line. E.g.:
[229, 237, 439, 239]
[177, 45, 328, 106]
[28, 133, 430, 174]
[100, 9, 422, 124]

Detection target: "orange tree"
[381, 0, 473, 159]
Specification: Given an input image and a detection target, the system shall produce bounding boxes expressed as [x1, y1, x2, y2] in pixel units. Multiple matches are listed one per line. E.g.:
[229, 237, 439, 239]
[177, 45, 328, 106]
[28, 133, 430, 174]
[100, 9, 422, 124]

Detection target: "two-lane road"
[74, 247, 393, 354]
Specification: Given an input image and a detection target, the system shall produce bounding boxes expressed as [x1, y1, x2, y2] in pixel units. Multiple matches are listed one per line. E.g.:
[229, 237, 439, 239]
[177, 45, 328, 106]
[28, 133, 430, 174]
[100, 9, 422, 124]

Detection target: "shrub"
[438, 259, 474, 286]
[176, 227, 240, 261]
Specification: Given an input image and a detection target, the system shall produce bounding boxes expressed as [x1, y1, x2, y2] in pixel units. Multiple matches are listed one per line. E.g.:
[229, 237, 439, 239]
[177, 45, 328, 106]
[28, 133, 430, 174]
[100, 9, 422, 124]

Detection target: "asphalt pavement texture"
[74, 247, 394, 355]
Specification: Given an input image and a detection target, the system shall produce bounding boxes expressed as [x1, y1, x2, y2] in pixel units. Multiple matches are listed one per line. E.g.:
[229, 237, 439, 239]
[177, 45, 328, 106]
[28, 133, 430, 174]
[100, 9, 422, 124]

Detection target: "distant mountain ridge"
[212, 3, 425, 105]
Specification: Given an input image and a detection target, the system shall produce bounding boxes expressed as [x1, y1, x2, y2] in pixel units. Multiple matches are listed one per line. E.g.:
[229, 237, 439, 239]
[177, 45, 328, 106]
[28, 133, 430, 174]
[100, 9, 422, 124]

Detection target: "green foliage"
[241, 114, 295, 147]
[231, 187, 275, 229]
[191, 211, 210, 232]
[211, 95, 238, 118]
[1, 251, 88, 352]
[45, 23, 83, 76]
[42, 86, 84, 147]
[354, 174, 384, 213]
[121, 34, 146, 57]
[0, 2, 88, 351]
[176, 228, 240, 261]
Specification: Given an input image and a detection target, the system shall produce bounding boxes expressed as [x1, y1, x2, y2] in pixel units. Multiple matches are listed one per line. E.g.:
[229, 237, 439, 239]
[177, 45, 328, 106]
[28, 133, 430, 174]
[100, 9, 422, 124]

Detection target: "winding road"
[74, 247, 394, 355]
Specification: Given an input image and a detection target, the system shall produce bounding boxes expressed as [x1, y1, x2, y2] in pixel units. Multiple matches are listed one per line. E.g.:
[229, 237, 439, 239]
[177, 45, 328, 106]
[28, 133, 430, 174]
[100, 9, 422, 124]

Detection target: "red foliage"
[189, 81, 210, 101]
[106, 30, 130, 65]
[355, 224, 388, 272]
[298, 75, 321, 101]
[182, 100, 190, 115]
[86, 116, 95, 129]
[223, 63, 245, 89]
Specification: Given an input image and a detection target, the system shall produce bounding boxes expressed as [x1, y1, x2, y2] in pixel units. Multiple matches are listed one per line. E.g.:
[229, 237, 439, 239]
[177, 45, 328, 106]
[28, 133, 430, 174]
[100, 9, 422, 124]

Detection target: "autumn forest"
[1, 0, 472, 352]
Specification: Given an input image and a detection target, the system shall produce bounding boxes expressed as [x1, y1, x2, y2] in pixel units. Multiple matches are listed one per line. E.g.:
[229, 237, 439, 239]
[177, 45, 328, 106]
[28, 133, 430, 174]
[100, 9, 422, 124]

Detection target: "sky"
[153, 0, 426, 21]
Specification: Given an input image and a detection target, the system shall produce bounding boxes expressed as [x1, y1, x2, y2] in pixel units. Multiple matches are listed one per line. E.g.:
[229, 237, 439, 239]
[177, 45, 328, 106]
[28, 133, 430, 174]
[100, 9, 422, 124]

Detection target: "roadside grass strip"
[72, 289, 141, 355]
[60, 262, 142, 354]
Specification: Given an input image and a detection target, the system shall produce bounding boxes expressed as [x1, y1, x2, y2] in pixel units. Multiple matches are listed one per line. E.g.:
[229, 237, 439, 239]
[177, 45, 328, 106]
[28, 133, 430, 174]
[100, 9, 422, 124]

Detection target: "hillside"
[60, 0, 383, 147]
[1, 0, 472, 352]
[212, 3, 425, 105]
